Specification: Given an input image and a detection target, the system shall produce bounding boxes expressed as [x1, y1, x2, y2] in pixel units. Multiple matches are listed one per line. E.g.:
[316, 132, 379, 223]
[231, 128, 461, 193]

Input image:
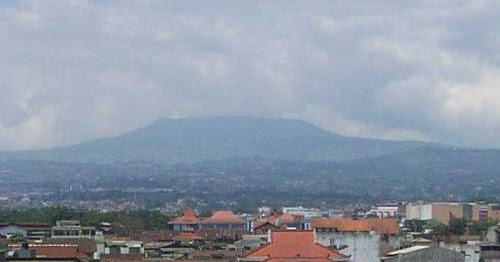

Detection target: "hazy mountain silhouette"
[0, 116, 439, 164]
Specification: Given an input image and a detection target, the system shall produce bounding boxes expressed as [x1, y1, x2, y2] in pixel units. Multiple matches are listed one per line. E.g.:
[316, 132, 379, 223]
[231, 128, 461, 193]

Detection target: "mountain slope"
[330, 147, 500, 200]
[0, 116, 435, 164]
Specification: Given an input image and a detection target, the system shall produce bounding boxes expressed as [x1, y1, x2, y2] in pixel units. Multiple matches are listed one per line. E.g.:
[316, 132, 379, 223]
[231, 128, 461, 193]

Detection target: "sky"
[1, 0, 500, 150]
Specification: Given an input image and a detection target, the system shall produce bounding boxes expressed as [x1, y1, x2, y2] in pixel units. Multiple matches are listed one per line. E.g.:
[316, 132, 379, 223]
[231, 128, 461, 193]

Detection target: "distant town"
[0, 201, 499, 261]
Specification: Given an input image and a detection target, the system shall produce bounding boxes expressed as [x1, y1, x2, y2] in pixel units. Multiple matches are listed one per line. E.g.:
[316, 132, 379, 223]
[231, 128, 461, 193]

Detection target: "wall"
[316, 232, 380, 262]
[406, 204, 432, 221]
[432, 203, 463, 225]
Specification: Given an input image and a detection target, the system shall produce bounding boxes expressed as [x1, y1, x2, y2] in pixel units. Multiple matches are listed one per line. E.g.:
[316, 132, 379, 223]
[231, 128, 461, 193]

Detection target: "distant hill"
[0, 116, 437, 164]
[330, 147, 500, 200]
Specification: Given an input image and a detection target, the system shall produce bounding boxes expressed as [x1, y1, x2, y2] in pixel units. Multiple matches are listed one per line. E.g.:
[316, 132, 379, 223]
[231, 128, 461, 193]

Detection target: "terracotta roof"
[128, 229, 177, 242]
[260, 213, 302, 227]
[10, 244, 89, 259]
[40, 238, 97, 254]
[173, 231, 203, 241]
[168, 209, 200, 224]
[242, 230, 345, 260]
[254, 221, 280, 230]
[276, 213, 300, 224]
[311, 218, 400, 235]
[197, 229, 246, 240]
[201, 211, 244, 224]
[265, 259, 337, 262]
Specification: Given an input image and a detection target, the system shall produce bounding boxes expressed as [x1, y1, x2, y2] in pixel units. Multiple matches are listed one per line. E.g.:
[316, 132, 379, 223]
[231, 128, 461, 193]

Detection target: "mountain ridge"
[0, 116, 441, 164]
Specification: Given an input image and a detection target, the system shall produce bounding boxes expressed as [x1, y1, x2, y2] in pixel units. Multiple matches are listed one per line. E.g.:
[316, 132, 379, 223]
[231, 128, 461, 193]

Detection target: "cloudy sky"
[1, 0, 500, 150]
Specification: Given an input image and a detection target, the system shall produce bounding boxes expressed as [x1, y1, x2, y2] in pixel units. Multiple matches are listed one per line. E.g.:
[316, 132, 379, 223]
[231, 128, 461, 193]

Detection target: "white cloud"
[1, 0, 500, 150]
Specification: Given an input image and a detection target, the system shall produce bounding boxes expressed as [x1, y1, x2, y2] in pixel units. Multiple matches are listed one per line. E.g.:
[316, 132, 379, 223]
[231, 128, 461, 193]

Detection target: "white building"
[369, 205, 399, 218]
[406, 203, 432, 221]
[282, 206, 326, 219]
[51, 220, 95, 239]
[316, 231, 380, 262]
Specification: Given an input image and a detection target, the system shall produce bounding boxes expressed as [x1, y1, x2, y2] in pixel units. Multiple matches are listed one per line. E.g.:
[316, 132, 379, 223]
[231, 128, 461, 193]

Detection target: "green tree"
[449, 219, 467, 235]
[424, 219, 449, 236]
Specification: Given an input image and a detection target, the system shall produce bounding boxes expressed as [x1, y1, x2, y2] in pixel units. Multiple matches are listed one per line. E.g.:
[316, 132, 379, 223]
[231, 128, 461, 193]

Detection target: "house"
[478, 243, 500, 262]
[168, 209, 200, 231]
[200, 211, 245, 230]
[96, 237, 144, 256]
[253, 221, 279, 234]
[6, 242, 90, 262]
[235, 234, 268, 252]
[381, 245, 465, 262]
[270, 213, 303, 229]
[238, 230, 349, 262]
[252, 213, 304, 233]
[313, 218, 401, 262]
[0, 223, 51, 241]
[172, 231, 204, 246]
[51, 221, 95, 239]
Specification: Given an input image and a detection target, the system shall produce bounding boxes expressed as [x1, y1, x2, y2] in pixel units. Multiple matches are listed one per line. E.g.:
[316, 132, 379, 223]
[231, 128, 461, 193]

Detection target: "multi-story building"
[238, 230, 349, 262]
[406, 202, 500, 225]
[51, 220, 95, 239]
[313, 218, 401, 262]
[200, 210, 246, 230]
[369, 204, 400, 218]
[0, 223, 50, 241]
[282, 206, 327, 220]
[167, 209, 200, 231]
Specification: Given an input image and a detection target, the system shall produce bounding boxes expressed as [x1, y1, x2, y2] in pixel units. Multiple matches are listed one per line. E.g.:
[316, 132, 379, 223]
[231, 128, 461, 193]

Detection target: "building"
[381, 245, 465, 262]
[0, 223, 51, 241]
[96, 238, 144, 256]
[168, 209, 200, 231]
[252, 213, 304, 233]
[6, 242, 90, 262]
[441, 241, 481, 262]
[282, 206, 327, 220]
[406, 202, 500, 225]
[235, 234, 268, 252]
[51, 220, 95, 239]
[369, 204, 400, 218]
[252, 221, 280, 234]
[200, 211, 246, 230]
[313, 218, 401, 262]
[478, 243, 500, 262]
[238, 230, 348, 262]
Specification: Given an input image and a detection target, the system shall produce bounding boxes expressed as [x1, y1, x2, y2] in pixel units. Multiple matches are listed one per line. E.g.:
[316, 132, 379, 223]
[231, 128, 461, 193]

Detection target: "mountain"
[0, 116, 437, 164]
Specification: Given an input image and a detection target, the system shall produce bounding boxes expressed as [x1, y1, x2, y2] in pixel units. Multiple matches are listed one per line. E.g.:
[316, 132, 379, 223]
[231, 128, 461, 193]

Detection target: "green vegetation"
[0, 207, 171, 230]
[424, 219, 449, 236]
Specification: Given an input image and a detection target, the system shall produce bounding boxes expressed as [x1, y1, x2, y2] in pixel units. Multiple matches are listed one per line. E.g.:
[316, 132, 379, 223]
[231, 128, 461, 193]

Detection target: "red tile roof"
[242, 230, 345, 261]
[201, 211, 244, 224]
[311, 218, 400, 235]
[254, 221, 280, 231]
[265, 259, 337, 262]
[168, 209, 200, 224]
[173, 231, 203, 241]
[275, 213, 301, 224]
[10, 244, 89, 259]
[40, 238, 97, 255]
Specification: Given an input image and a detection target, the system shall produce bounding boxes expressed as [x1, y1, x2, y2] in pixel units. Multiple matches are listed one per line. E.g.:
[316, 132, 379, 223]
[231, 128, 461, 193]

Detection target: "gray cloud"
[1, 0, 500, 150]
